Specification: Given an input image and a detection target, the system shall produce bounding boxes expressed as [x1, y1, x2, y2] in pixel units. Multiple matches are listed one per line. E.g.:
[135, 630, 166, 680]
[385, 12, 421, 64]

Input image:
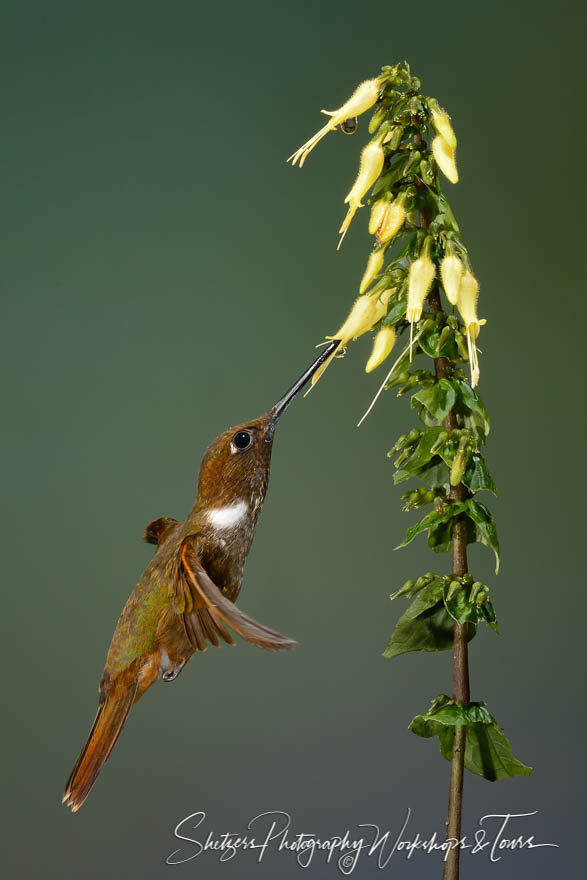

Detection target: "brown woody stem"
[415, 151, 470, 879]
[428, 284, 471, 880]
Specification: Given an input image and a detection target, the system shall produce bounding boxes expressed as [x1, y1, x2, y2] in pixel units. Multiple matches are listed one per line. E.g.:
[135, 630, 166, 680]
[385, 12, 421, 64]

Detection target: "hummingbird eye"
[231, 430, 252, 452]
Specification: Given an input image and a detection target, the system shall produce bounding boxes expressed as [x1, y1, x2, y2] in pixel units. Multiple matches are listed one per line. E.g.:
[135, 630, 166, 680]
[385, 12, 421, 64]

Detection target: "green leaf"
[410, 695, 493, 727]
[418, 323, 459, 360]
[456, 381, 490, 435]
[412, 379, 457, 423]
[383, 581, 474, 658]
[372, 154, 410, 195]
[418, 460, 451, 491]
[428, 191, 460, 235]
[480, 601, 500, 633]
[409, 696, 532, 781]
[427, 518, 453, 553]
[396, 501, 468, 550]
[383, 295, 407, 326]
[465, 499, 501, 573]
[463, 453, 497, 495]
[427, 511, 480, 555]
[442, 582, 499, 632]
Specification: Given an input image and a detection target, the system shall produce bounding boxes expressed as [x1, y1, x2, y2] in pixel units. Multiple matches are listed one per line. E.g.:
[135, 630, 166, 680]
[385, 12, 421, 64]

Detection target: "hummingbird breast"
[198, 497, 261, 603]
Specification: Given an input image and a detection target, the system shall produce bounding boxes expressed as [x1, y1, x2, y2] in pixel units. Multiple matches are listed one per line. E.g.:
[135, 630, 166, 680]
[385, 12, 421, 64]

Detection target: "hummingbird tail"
[62, 671, 138, 812]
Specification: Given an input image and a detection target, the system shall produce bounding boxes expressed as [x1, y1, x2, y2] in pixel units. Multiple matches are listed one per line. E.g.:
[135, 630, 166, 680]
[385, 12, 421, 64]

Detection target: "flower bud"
[469, 582, 483, 602]
[389, 434, 408, 455]
[333, 287, 394, 344]
[457, 271, 486, 388]
[368, 196, 390, 234]
[450, 444, 468, 487]
[368, 102, 388, 134]
[455, 330, 469, 361]
[440, 254, 464, 306]
[419, 159, 436, 186]
[429, 100, 457, 150]
[432, 135, 458, 184]
[430, 431, 449, 454]
[288, 76, 385, 167]
[312, 287, 395, 387]
[359, 248, 385, 294]
[377, 193, 407, 243]
[382, 125, 403, 150]
[407, 252, 435, 323]
[447, 580, 462, 601]
[457, 272, 485, 338]
[339, 138, 386, 240]
[323, 78, 384, 124]
[365, 325, 396, 372]
[390, 578, 416, 600]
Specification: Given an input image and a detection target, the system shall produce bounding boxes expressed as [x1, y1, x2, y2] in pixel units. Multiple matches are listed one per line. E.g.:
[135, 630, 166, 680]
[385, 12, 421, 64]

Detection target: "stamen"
[357, 331, 423, 427]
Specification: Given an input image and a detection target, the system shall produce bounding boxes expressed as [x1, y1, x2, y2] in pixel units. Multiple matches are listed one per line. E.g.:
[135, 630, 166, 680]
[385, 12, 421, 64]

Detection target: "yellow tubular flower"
[456, 271, 486, 387]
[368, 196, 390, 235]
[311, 287, 395, 387]
[365, 325, 396, 372]
[288, 77, 384, 168]
[377, 193, 407, 243]
[440, 254, 464, 305]
[359, 248, 385, 294]
[432, 135, 458, 184]
[339, 138, 385, 244]
[430, 104, 457, 150]
[407, 254, 435, 324]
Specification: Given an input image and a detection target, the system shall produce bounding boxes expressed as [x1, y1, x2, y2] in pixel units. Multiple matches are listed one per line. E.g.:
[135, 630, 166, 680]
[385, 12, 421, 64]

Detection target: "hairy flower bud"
[331, 287, 394, 344]
[368, 196, 390, 234]
[429, 100, 457, 150]
[440, 254, 464, 305]
[407, 252, 436, 324]
[339, 138, 386, 242]
[457, 272, 484, 336]
[288, 76, 385, 167]
[432, 135, 458, 184]
[359, 248, 385, 294]
[377, 193, 407, 243]
[311, 287, 395, 387]
[365, 325, 396, 372]
[457, 271, 486, 387]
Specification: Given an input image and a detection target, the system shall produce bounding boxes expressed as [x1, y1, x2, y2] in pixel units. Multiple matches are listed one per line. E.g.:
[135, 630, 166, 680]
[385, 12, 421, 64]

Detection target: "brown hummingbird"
[63, 342, 338, 812]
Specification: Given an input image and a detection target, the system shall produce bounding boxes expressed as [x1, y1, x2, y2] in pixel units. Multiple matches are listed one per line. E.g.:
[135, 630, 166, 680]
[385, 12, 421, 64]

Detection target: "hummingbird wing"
[179, 536, 297, 652]
[143, 516, 180, 546]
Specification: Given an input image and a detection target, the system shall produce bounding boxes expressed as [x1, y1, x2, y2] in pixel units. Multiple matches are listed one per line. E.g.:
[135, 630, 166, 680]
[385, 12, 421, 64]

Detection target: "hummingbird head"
[196, 341, 339, 509]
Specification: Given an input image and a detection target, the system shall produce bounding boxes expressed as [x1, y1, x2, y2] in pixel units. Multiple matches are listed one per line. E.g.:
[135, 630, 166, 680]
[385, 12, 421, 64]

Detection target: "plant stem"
[415, 151, 471, 877]
[427, 287, 471, 880]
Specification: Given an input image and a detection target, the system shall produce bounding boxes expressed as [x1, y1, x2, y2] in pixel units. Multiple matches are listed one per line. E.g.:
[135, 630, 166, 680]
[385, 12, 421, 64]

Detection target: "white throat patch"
[206, 500, 249, 530]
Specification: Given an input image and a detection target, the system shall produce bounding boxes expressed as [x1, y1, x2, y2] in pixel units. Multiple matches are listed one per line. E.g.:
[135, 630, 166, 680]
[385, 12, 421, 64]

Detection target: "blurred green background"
[2, 0, 585, 876]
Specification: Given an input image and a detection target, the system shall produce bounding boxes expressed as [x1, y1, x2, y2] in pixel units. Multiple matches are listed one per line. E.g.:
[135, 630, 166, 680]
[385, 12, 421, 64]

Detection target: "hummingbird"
[63, 341, 339, 812]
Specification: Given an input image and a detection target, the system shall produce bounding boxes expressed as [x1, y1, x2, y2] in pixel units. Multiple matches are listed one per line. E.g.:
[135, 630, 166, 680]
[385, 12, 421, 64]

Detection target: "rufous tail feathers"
[62, 671, 138, 812]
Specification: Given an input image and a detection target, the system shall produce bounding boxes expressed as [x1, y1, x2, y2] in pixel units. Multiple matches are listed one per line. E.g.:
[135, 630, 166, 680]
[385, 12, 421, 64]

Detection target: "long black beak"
[271, 340, 340, 421]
